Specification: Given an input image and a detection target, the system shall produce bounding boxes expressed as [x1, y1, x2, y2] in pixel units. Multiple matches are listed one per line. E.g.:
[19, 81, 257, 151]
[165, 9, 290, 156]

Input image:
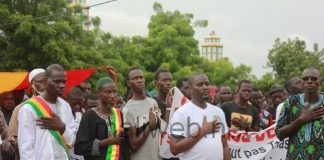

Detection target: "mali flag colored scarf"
[24, 96, 71, 159]
[106, 108, 123, 160]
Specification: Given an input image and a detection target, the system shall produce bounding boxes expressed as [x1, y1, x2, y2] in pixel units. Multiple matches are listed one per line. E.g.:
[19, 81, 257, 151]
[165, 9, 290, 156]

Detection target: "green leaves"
[268, 38, 323, 81]
[0, 1, 262, 95]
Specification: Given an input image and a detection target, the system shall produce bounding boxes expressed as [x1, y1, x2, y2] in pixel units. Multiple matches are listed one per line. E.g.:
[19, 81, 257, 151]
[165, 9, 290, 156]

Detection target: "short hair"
[303, 66, 320, 76]
[125, 67, 142, 80]
[237, 79, 252, 90]
[218, 84, 230, 90]
[252, 87, 261, 92]
[81, 80, 91, 85]
[67, 87, 83, 98]
[0, 92, 10, 101]
[176, 77, 189, 89]
[87, 93, 98, 100]
[284, 77, 298, 90]
[45, 64, 65, 77]
[189, 73, 206, 85]
[76, 85, 85, 92]
[154, 69, 170, 81]
[303, 66, 320, 72]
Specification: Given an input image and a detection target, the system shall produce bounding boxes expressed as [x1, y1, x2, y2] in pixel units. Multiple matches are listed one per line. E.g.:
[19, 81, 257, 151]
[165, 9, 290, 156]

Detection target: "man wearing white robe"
[18, 64, 75, 160]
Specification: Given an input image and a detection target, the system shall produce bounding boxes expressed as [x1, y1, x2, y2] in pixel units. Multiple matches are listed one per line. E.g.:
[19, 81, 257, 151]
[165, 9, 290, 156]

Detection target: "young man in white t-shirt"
[169, 73, 230, 160]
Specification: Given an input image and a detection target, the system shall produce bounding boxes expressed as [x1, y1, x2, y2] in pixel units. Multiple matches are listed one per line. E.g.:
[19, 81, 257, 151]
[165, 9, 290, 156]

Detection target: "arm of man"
[127, 124, 154, 152]
[36, 102, 76, 147]
[276, 102, 324, 140]
[251, 109, 260, 132]
[124, 107, 158, 152]
[162, 109, 170, 123]
[170, 115, 220, 155]
[0, 111, 15, 159]
[222, 135, 231, 160]
[99, 111, 124, 147]
[61, 103, 76, 146]
[219, 108, 230, 160]
[8, 103, 23, 137]
[169, 108, 199, 156]
[170, 134, 203, 156]
[17, 105, 37, 160]
[74, 112, 98, 156]
[220, 103, 231, 128]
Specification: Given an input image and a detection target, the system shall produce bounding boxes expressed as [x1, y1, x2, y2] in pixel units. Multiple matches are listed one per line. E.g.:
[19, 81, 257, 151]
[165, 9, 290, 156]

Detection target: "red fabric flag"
[15, 74, 30, 91]
[1, 68, 96, 95]
[63, 68, 96, 95]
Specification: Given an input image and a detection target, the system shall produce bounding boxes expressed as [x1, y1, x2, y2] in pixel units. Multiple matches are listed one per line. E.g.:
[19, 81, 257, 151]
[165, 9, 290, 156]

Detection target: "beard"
[32, 84, 44, 96]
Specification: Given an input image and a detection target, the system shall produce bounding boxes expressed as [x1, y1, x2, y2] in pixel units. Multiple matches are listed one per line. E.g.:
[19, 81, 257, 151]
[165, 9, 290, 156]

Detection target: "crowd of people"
[0, 64, 322, 160]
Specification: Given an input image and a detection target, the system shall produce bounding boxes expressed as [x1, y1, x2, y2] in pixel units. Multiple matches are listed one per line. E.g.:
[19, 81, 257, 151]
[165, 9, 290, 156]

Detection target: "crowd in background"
[0, 64, 322, 160]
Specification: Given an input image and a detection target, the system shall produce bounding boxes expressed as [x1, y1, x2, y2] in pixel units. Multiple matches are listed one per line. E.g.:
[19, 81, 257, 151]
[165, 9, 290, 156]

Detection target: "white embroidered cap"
[28, 68, 45, 83]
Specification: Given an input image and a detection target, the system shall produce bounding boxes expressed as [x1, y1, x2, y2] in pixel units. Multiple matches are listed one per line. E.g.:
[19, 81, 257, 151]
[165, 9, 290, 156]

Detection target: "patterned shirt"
[275, 93, 324, 160]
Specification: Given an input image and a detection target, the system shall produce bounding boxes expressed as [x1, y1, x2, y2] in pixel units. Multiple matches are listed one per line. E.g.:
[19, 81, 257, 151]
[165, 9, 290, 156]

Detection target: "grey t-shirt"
[122, 97, 161, 160]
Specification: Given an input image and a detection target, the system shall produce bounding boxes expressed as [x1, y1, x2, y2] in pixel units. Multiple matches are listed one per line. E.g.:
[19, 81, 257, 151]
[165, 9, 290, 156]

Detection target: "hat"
[268, 85, 283, 96]
[28, 68, 45, 83]
[96, 77, 114, 90]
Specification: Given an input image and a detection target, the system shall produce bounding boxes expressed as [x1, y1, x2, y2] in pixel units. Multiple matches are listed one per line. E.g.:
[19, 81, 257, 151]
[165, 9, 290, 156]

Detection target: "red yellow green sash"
[106, 108, 122, 160]
[24, 96, 70, 158]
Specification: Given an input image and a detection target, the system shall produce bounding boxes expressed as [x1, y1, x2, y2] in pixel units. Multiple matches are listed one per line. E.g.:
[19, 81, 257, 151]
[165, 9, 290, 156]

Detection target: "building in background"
[200, 31, 223, 62]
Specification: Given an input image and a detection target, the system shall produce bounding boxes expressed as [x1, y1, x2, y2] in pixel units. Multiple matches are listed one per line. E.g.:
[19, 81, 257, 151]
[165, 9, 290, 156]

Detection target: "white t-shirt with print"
[170, 101, 228, 160]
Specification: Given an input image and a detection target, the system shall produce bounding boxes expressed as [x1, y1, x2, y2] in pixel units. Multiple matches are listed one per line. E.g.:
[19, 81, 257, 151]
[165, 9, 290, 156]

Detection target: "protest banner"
[227, 124, 288, 160]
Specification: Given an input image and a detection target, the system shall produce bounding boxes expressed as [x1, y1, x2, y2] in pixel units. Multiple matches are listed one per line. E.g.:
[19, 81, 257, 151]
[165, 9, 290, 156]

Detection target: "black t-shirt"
[220, 101, 260, 131]
[153, 97, 167, 119]
[266, 106, 276, 120]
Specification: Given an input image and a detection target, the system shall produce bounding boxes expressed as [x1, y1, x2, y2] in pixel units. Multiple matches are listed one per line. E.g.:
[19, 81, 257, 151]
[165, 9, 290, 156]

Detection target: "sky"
[87, 0, 324, 78]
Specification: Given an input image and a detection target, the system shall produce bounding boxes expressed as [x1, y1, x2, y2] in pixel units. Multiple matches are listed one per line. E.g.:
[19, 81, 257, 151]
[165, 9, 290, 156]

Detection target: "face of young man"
[86, 99, 99, 110]
[127, 69, 145, 93]
[190, 74, 210, 102]
[46, 70, 67, 97]
[98, 83, 117, 107]
[180, 81, 191, 99]
[219, 86, 233, 103]
[270, 91, 284, 108]
[80, 82, 91, 95]
[67, 94, 83, 113]
[156, 72, 173, 95]
[250, 90, 264, 108]
[0, 92, 16, 112]
[238, 83, 252, 102]
[289, 77, 302, 94]
[115, 95, 125, 109]
[302, 69, 320, 94]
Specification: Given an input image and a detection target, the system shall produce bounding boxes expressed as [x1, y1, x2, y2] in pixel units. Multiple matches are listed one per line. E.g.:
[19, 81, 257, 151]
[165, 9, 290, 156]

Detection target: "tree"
[267, 38, 324, 82]
[145, 2, 203, 73]
[255, 72, 276, 93]
[92, 2, 256, 93]
[0, 1, 258, 95]
[0, 0, 100, 71]
[202, 58, 254, 89]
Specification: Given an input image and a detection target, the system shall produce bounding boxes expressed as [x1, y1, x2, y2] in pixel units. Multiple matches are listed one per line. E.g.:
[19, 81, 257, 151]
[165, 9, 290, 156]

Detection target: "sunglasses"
[302, 76, 318, 81]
